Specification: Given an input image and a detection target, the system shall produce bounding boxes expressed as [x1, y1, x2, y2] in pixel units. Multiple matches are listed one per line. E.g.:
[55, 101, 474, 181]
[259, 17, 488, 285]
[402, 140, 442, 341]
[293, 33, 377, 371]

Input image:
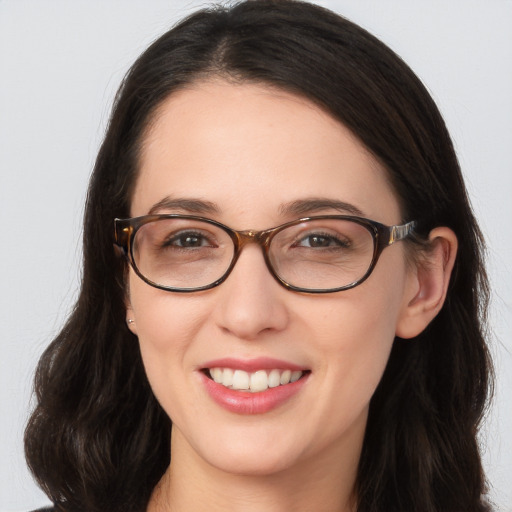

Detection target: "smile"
[200, 357, 310, 414]
[208, 368, 304, 392]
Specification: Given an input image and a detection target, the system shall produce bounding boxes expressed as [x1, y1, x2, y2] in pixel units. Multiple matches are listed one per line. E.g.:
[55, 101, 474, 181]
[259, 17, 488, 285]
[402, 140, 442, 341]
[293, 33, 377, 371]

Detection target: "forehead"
[133, 81, 401, 227]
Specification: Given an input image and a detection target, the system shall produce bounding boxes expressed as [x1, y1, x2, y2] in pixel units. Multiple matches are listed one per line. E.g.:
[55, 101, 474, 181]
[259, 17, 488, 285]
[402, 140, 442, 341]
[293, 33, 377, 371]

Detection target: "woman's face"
[127, 81, 416, 477]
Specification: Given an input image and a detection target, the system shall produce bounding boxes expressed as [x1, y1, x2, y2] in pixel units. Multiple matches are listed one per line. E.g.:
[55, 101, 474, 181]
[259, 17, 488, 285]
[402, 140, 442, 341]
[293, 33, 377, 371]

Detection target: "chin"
[208, 449, 299, 477]
[190, 426, 307, 477]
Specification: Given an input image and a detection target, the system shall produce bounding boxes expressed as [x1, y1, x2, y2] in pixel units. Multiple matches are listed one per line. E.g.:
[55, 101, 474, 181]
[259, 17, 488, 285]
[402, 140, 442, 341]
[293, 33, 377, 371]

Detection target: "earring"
[127, 319, 135, 325]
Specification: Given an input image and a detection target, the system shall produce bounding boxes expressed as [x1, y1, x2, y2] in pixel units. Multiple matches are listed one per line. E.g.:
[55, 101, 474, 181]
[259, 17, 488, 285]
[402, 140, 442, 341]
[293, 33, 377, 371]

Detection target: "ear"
[395, 227, 458, 339]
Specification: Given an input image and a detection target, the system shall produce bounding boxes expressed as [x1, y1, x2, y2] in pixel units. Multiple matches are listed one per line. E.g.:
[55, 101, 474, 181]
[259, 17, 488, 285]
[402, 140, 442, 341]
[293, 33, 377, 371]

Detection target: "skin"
[126, 81, 457, 512]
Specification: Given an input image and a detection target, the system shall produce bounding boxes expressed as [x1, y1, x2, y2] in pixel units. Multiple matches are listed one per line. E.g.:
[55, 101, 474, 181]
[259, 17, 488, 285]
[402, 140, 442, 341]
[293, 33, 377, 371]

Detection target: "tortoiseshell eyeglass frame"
[114, 214, 416, 294]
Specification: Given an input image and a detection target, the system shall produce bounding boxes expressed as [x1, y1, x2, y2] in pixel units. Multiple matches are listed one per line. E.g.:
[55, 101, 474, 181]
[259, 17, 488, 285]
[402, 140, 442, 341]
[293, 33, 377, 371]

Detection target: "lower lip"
[200, 372, 309, 415]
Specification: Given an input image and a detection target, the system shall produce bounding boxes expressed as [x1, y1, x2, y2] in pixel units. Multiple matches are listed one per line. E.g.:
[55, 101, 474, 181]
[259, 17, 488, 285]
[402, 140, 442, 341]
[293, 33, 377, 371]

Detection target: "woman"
[25, 1, 493, 511]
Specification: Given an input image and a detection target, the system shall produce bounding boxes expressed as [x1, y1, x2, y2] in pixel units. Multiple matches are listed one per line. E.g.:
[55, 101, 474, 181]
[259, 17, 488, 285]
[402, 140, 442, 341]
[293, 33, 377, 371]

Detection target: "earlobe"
[124, 278, 137, 336]
[126, 312, 138, 335]
[125, 293, 138, 335]
[395, 227, 458, 339]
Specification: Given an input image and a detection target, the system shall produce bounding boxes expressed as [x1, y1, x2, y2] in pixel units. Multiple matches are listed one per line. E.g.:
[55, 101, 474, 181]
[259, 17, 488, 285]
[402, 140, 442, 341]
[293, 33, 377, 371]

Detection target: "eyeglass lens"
[131, 217, 375, 291]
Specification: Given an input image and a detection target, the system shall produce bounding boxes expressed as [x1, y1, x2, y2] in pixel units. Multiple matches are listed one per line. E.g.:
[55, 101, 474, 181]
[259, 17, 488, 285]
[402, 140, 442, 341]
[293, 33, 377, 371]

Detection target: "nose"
[212, 244, 289, 341]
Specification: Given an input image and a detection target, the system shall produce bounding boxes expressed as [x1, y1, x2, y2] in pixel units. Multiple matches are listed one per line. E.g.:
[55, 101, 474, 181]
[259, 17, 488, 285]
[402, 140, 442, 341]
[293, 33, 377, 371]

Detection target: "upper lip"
[200, 357, 307, 372]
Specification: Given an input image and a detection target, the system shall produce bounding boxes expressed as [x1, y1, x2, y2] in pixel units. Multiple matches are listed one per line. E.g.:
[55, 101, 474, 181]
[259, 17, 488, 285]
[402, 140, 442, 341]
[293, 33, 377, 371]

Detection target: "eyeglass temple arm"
[113, 219, 132, 251]
[388, 220, 416, 245]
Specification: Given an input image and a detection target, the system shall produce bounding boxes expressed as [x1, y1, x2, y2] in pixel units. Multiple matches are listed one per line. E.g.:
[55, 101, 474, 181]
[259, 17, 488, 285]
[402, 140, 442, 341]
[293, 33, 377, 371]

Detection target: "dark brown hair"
[25, 1, 493, 511]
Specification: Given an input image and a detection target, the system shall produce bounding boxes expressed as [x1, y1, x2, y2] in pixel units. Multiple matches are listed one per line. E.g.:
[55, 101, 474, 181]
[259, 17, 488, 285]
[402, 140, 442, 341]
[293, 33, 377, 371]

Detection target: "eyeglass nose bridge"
[232, 228, 274, 253]
[222, 227, 287, 290]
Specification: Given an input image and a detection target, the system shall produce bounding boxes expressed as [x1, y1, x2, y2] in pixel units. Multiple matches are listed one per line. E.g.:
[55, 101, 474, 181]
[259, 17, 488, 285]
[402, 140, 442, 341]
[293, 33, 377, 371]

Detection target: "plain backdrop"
[1, 1, 511, 511]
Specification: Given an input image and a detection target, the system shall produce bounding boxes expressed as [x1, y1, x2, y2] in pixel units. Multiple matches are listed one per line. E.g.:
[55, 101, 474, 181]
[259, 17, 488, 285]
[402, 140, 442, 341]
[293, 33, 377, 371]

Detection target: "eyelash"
[292, 231, 351, 249]
[162, 231, 215, 248]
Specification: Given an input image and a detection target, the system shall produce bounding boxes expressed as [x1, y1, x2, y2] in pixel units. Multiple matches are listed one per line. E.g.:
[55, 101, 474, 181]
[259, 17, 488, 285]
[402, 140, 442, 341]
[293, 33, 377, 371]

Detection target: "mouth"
[203, 367, 310, 393]
[199, 358, 311, 414]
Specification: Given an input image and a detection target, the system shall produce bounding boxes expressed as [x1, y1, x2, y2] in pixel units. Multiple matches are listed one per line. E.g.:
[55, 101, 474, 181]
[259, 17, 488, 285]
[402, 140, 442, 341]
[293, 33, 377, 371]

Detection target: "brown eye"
[162, 231, 215, 249]
[294, 233, 350, 249]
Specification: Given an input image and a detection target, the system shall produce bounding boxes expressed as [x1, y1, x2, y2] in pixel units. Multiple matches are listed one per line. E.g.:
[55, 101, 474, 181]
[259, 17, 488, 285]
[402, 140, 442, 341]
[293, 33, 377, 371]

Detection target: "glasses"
[114, 214, 416, 294]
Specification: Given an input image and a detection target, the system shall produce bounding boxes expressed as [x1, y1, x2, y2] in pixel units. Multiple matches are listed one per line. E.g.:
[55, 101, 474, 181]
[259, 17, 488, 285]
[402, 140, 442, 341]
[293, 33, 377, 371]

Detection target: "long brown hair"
[25, 2, 493, 511]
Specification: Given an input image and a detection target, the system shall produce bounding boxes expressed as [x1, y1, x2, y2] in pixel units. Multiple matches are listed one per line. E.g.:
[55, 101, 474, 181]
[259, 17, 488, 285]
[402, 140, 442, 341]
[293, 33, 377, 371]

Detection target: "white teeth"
[250, 370, 268, 392]
[232, 369, 250, 390]
[208, 367, 305, 392]
[268, 369, 281, 388]
[211, 367, 223, 383]
[223, 368, 234, 387]
[280, 369, 291, 385]
[290, 370, 302, 383]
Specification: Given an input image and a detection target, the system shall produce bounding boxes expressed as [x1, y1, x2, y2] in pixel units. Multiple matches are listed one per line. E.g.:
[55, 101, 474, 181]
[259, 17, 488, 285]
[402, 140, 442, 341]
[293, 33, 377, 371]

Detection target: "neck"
[148, 423, 363, 512]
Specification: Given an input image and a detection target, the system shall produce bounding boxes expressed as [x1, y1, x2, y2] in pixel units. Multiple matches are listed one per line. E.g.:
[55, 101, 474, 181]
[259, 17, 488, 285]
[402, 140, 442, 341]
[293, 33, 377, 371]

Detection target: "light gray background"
[1, 1, 511, 511]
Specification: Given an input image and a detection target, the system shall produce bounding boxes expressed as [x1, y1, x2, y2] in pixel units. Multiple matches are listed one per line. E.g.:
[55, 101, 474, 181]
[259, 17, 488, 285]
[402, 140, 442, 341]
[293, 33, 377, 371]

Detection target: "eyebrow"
[279, 198, 365, 217]
[148, 196, 220, 215]
[148, 195, 365, 218]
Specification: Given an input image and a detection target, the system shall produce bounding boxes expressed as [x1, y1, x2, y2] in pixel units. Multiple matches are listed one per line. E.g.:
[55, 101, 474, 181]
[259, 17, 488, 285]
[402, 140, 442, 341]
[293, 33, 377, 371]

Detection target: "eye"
[163, 230, 215, 248]
[294, 232, 350, 249]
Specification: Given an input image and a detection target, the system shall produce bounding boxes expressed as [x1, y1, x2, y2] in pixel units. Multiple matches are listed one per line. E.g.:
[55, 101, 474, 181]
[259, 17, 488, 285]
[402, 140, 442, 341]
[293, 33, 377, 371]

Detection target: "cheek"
[129, 272, 204, 342]
[131, 300, 210, 428]
[127, 275, 209, 394]
[312, 291, 398, 386]
[310, 260, 408, 403]
[315, 264, 404, 353]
